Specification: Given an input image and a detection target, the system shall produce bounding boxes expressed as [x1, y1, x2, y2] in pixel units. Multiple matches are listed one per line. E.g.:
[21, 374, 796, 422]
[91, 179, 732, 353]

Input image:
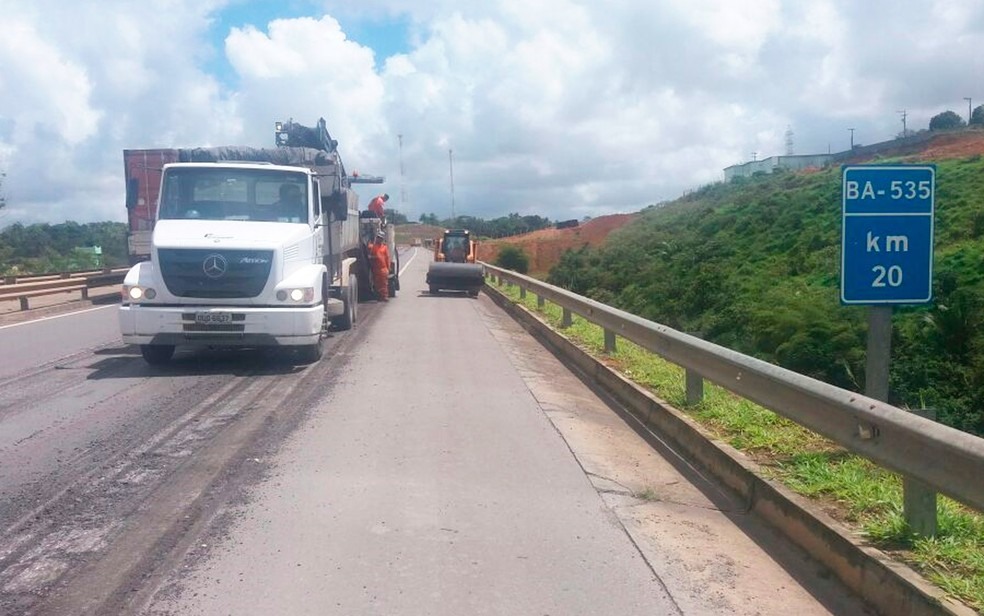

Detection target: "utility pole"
[964, 97, 973, 124]
[898, 109, 908, 136]
[848, 128, 856, 149]
[398, 134, 406, 215]
[751, 152, 757, 162]
[448, 148, 456, 224]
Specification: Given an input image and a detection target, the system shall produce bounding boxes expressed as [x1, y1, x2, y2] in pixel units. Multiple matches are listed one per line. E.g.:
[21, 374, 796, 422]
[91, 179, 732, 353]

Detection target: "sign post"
[841, 164, 936, 536]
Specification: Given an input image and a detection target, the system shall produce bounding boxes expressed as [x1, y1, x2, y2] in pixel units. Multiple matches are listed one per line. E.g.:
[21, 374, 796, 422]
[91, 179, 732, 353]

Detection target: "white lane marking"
[0, 304, 116, 331]
[399, 247, 419, 276]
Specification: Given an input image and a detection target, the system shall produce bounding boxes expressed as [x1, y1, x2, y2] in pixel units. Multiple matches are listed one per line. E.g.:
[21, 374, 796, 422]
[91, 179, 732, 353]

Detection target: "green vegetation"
[973, 105, 984, 127]
[0, 221, 128, 275]
[548, 157, 984, 437]
[493, 281, 984, 611]
[418, 212, 552, 238]
[929, 110, 967, 131]
[494, 245, 530, 274]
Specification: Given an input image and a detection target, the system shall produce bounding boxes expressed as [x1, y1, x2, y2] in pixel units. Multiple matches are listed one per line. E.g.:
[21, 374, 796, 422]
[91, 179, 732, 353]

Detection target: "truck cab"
[120, 152, 362, 365]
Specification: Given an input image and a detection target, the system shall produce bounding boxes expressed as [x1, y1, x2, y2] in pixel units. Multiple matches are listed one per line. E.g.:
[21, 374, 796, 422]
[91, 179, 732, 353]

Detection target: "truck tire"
[333, 274, 357, 331]
[297, 337, 323, 364]
[297, 294, 328, 364]
[429, 285, 439, 295]
[141, 344, 175, 365]
[391, 250, 400, 297]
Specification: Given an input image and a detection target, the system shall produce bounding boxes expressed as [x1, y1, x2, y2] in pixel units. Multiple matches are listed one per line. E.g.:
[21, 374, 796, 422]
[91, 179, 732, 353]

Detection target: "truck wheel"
[334, 274, 357, 331]
[141, 344, 175, 365]
[298, 304, 327, 363]
[429, 285, 439, 295]
[388, 274, 398, 298]
[297, 337, 323, 363]
[390, 250, 400, 290]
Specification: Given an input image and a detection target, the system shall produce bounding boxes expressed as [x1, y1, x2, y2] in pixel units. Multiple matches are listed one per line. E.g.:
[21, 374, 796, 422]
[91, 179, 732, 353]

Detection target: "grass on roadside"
[492, 278, 984, 612]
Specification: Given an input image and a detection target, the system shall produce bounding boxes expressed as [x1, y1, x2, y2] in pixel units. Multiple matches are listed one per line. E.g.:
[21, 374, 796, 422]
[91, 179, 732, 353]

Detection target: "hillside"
[478, 214, 637, 276]
[537, 131, 984, 436]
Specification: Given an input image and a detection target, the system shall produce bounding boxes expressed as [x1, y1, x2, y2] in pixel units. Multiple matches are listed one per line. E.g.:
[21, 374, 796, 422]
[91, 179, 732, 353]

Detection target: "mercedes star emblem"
[202, 254, 228, 279]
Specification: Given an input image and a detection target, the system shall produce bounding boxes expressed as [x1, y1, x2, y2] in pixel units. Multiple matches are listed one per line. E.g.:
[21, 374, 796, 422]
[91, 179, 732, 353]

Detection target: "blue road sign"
[841, 165, 935, 304]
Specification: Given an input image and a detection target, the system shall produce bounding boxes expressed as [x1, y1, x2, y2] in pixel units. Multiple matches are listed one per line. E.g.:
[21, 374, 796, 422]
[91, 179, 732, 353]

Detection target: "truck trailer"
[119, 118, 389, 365]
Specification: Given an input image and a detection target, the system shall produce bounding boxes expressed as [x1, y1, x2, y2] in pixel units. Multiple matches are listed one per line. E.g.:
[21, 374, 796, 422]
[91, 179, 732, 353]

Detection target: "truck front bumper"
[119, 300, 343, 347]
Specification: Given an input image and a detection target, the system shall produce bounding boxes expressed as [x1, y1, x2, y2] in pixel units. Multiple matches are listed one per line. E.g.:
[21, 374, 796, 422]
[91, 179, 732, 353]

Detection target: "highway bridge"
[0, 248, 974, 615]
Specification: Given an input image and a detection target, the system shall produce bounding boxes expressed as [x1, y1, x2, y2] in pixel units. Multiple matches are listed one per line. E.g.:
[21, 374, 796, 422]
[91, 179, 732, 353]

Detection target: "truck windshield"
[158, 168, 309, 224]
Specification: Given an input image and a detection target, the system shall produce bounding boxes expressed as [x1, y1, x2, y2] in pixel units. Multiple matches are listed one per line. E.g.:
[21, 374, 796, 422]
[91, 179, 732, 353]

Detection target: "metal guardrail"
[482, 263, 984, 514]
[0, 268, 129, 310]
[1, 268, 114, 286]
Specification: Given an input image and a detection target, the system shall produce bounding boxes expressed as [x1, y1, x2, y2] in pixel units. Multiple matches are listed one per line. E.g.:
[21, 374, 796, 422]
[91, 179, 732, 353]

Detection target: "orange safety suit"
[369, 240, 390, 300]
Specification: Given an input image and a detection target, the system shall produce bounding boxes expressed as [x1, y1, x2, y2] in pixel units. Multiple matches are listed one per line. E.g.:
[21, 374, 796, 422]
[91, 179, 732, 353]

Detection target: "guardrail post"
[19, 297, 29, 311]
[903, 408, 937, 537]
[519, 287, 526, 300]
[497, 276, 503, 287]
[537, 295, 545, 309]
[686, 369, 704, 405]
[81, 288, 89, 300]
[561, 308, 572, 328]
[604, 329, 617, 354]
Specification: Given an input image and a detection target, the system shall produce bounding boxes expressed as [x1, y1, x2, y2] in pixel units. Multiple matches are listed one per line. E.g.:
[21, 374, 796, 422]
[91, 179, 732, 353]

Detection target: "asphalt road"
[0, 248, 869, 615]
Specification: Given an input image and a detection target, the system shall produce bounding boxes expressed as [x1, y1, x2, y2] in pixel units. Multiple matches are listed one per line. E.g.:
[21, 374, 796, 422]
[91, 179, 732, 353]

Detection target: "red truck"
[124, 149, 178, 264]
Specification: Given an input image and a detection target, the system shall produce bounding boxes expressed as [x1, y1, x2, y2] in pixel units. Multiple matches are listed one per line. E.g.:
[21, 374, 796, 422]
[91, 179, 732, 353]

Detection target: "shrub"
[495, 245, 530, 274]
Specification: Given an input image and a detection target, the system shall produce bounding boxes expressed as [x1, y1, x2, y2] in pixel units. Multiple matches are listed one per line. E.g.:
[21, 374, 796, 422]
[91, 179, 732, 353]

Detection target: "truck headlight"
[277, 288, 315, 303]
[123, 285, 157, 302]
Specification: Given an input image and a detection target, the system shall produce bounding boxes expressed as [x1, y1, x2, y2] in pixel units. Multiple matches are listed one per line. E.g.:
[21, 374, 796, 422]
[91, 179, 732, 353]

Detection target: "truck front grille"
[158, 249, 274, 298]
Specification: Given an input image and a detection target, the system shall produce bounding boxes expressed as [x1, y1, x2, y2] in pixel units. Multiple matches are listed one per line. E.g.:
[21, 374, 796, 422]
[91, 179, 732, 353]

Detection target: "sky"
[0, 0, 982, 227]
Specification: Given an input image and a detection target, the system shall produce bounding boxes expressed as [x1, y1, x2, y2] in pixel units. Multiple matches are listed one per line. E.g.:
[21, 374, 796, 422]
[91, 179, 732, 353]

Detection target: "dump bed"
[124, 149, 179, 263]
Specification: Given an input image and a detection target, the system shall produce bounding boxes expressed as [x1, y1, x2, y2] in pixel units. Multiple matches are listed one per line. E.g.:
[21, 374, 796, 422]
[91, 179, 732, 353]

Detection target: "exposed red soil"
[910, 130, 984, 159]
[840, 129, 984, 164]
[477, 214, 637, 276]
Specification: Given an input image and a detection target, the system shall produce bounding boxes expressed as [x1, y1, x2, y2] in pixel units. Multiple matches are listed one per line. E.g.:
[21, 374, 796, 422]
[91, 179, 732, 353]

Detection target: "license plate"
[195, 311, 232, 324]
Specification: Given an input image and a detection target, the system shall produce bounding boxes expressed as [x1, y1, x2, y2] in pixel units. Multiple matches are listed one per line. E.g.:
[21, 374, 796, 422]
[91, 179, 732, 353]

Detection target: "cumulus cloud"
[0, 0, 981, 226]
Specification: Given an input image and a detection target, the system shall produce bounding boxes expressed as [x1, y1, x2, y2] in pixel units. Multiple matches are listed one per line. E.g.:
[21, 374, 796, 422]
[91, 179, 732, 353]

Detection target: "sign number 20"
[872, 265, 903, 287]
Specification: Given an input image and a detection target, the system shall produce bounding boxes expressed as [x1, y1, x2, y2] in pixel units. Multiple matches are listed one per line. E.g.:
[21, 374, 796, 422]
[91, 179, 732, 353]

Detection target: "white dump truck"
[119, 119, 389, 365]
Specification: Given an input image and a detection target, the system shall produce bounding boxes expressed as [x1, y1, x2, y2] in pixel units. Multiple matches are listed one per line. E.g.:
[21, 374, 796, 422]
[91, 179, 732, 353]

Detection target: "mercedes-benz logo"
[202, 254, 228, 279]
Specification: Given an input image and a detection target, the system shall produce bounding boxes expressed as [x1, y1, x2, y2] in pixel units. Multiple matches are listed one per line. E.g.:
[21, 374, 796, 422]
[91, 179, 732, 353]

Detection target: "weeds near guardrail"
[492, 278, 984, 611]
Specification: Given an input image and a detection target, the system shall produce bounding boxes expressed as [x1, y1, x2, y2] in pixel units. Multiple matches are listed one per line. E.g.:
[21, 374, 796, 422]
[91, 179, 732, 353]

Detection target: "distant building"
[724, 154, 834, 181]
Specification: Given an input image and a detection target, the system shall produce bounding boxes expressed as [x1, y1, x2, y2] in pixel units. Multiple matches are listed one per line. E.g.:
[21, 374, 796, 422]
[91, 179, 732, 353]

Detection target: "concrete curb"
[485, 283, 975, 616]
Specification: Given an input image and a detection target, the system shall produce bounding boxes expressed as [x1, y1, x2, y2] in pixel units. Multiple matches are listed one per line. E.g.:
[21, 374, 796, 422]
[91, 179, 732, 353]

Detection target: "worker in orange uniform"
[367, 193, 389, 222]
[368, 231, 390, 301]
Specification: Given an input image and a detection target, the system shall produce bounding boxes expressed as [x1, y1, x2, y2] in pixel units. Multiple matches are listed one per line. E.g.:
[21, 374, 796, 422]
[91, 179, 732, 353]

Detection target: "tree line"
[415, 212, 552, 238]
[0, 221, 129, 275]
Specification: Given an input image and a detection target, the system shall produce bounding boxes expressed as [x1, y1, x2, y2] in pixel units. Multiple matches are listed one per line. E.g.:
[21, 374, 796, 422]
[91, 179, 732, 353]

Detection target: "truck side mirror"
[126, 178, 139, 210]
[322, 194, 347, 221]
